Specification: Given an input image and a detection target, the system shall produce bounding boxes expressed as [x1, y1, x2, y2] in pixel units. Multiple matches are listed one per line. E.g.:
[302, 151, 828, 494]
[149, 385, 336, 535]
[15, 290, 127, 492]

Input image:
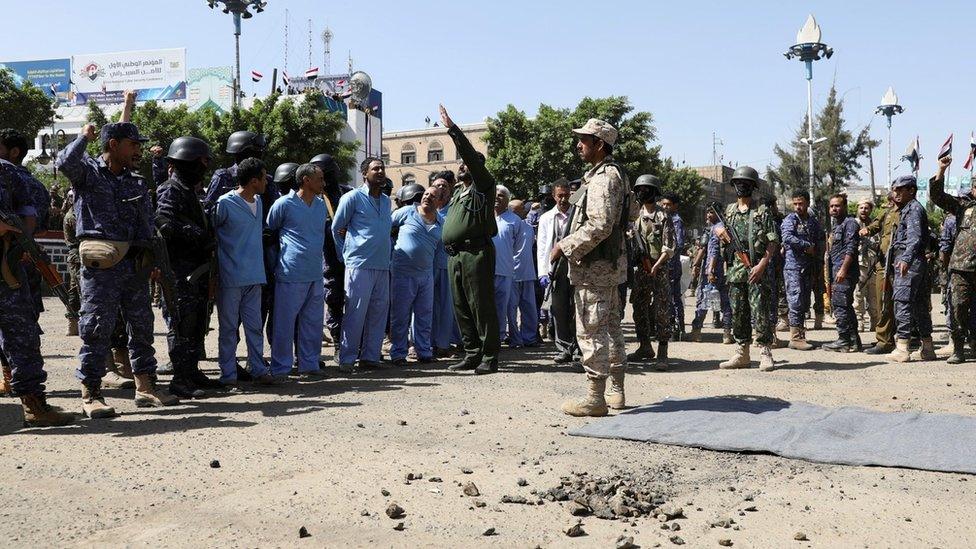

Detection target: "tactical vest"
[638, 212, 667, 259]
[574, 162, 630, 264]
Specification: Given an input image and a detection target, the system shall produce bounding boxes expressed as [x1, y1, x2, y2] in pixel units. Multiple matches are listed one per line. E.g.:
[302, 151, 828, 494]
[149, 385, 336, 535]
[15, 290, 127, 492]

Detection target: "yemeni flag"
[938, 133, 953, 161]
[964, 132, 976, 171]
[251, 70, 263, 83]
[305, 67, 319, 80]
[902, 136, 921, 173]
[282, 70, 290, 86]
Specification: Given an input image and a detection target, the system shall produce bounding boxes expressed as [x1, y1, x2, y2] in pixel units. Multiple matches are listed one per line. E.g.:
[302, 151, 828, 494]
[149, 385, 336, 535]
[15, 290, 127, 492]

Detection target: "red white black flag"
[251, 70, 263, 83]
[305, 67, 319, 79]
[938, 133, 953, 160]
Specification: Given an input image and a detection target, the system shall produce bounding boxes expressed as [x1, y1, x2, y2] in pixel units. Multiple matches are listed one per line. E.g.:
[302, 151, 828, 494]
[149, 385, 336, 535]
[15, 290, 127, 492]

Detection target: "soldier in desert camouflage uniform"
[550, 119, 636, 416]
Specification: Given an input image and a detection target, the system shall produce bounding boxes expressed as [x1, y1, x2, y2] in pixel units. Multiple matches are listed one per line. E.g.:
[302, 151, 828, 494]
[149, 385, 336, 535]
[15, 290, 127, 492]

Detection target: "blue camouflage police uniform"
[828, 214, 861, 340]
[781, 211, 824, 327]
[890, 177, 933, 340]
[13, 164, 51, 319]
[204, 164, 280, 343]
[669, 212, 685, 331]
[692, 222, 732, 329]
[55, 125, 158, 388]
[0, 159, 48, 397]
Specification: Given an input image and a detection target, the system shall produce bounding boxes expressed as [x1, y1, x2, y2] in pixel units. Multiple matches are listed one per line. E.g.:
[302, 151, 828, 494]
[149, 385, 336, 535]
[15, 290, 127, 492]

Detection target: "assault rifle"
[708, 203, 752, 268]
[0, 206, 78, 319]
[150, 229, 182, 329]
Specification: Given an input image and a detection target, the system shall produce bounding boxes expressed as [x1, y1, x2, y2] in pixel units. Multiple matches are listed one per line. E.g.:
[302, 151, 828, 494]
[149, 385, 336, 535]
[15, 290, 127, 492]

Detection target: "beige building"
[382, 123, 488, 193]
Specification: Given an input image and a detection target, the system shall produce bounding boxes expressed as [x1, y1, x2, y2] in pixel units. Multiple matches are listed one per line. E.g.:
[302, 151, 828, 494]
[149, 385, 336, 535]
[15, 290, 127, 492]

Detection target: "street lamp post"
[875, 86, 904, 193]
[784, 14, 833, 204]
[207, 1, 268, 110]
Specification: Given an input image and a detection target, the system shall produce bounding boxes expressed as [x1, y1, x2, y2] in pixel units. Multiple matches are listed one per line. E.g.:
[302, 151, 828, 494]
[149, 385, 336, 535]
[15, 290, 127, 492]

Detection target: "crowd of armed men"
[1, 102, 975, 427]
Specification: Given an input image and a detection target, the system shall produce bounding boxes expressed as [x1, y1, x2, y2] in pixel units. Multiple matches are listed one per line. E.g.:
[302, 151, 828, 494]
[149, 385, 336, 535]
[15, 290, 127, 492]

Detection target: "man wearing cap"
[537, 178, 580, 365]
[715, 166, 779, 371]
[886, 174, 935, 362]
[930, 157, 976, 363]
[439, 105, 501, 375]
[56, 122, 178, 418]
[155, 136, 226, 396]
[628, 174, 675, 371]
[854, 198, 880, 334]
[861, 191, 900, 354]
[780, 190, 823, 350]
[331, 157, 393, 372]
[551, 118, 636, 416]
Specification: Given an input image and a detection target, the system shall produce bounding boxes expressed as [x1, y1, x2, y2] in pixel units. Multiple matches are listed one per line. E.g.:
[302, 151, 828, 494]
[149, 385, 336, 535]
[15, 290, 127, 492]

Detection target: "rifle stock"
[708, 204, 752, 269]
[0, 207, 78, 318]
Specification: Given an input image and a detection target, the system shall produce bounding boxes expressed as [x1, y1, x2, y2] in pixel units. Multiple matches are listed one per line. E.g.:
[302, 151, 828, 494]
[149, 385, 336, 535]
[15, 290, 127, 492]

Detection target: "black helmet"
[729, 166, 759, 185]
[226, 131, 267, 154]
[310, 153, 340, 181]
[398, 183, 425, 204]
[165, 136, 212, 163]
[273, 162, 299, 186]
[634, 174, 662, 197]
[538, 183, 553, 197]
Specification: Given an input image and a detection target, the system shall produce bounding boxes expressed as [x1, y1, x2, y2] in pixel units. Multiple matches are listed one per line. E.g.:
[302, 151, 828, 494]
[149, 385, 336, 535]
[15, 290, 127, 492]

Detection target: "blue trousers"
[391, 272, 434, 360]
[0, 269, 46, 396]
[217, 284, 268, 382]
[432, 267, 460, 349]
[691, 275, 731, 329]
[507, 280, 539, 346]
[893, 269, 932, 340]
[670, 262, 684, 329]
[339, 267, 390, 365]
[494, 275, 513, 341]
[77, 258, 156, 387]
[785, 268, 811, 327]
[830, 278, 857, 339]
[271, 280, 324, 375]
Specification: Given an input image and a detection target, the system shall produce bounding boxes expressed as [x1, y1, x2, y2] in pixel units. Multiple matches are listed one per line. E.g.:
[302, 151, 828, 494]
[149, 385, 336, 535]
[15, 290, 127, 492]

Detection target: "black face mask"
[732, 182, 754, 198]
[635, 189, 658, 204]
[173, 160, 208, 186]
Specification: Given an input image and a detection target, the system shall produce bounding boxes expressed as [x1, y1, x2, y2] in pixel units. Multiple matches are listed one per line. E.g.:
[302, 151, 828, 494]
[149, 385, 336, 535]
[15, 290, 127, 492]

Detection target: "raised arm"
[55, 125, 98, 190]
[441, 104, 494, 194]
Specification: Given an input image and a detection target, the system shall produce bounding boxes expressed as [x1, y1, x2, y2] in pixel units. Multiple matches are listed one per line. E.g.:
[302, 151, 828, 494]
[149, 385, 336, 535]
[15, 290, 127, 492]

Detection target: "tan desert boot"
[722, 328, 734, 344]
[66, 317, 79, 336]
[605, 369, 626, 410]
[887, 338, 911, 363]
[21, 394, 75, 427]
[134, 374, 180, 408]
[112, 348, 133, 379]
[561, 378, 609, 417]
[758, 345, 776, 371]
[788, 327, 814, 351]
[719, 344, 751, 369]
[81, 384, 117, 419]
[918, 338, 937, 361]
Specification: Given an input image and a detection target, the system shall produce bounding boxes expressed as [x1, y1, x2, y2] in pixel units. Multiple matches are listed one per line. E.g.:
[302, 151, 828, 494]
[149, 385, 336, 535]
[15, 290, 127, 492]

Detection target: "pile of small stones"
[542, 471, 677, 521]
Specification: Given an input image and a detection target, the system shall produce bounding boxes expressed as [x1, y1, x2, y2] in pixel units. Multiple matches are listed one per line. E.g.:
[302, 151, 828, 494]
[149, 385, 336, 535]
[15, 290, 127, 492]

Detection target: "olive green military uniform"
[722, 202, 779, 346]
[929, 175, 976, 351]
[560, 156, 635, 379]
[631, 208, 675, 344]
[864, 206, 900, 349]
[442, 125, 500, 367]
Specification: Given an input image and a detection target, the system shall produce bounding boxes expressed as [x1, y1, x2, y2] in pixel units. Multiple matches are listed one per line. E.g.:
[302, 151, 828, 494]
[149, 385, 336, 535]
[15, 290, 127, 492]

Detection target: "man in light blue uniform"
[492, 185, 522, 345]
[214, 158, 275, 386]
[430, 173, 461, 356]
[332, 157, 393, 372]
[390, 186, 444, 366]
[508, 200, 539, 347]
[267, 163, 328, 379]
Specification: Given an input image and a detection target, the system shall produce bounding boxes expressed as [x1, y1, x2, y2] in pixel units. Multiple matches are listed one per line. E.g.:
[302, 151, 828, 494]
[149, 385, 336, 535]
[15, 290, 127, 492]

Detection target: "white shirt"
[536, 206, 571, 278]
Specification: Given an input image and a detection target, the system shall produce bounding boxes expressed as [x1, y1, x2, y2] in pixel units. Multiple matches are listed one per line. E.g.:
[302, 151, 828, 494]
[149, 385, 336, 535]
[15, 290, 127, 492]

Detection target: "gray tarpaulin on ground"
[569, 396, 976, 474]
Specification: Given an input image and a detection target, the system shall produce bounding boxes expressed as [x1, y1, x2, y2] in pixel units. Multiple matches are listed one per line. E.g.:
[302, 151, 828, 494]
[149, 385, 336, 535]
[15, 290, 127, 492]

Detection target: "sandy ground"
[1, 295, 974, 548]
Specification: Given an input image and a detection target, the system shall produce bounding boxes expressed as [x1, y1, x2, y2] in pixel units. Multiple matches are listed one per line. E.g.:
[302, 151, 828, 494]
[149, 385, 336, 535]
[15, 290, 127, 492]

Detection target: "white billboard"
[71, 48, 187, 105]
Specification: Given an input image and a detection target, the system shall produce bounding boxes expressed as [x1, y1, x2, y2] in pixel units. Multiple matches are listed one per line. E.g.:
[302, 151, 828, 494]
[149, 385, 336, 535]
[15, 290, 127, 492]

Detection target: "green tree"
[0, 69, 56, 142]
[768, 85, 879, 215]
[484, 96, 676, 201]
[658, 158, 706, 223]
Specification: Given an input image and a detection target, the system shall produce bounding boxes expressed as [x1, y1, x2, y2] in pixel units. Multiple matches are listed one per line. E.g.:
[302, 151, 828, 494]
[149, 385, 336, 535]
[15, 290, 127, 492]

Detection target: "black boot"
[474, 361, 498, 375]
[448, 358, 479, 372]
[553, 351, 573, 364]
[188, 367, 225, 390]
[948, 338, 966, 364]
[823, 336, 848, 351]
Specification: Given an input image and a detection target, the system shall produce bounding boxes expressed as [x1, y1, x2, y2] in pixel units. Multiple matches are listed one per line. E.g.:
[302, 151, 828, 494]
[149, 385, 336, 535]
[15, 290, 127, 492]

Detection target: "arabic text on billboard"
[0, 58, 71, 100]
[72, 48, 186, 105]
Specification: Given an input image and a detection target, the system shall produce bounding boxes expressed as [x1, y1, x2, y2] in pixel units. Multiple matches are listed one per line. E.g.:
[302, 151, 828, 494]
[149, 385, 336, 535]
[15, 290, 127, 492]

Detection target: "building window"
[381, 146, 389, 164]
[427, 140, 444, 162]
[403, 173, 416, 186]
[401, 143, 416, 165]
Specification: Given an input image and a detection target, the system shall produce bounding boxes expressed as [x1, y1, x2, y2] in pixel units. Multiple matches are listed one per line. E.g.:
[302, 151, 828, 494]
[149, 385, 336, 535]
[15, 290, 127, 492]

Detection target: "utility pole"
[867, 142, 877, 200]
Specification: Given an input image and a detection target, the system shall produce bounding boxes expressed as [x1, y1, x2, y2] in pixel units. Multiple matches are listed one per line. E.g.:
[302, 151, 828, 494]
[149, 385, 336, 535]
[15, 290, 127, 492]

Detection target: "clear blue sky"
[3, 0, 972, 182]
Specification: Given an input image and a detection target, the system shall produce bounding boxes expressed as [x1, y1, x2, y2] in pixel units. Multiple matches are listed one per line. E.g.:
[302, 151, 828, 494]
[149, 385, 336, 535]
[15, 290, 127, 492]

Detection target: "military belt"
[444, 236, 491, 256]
